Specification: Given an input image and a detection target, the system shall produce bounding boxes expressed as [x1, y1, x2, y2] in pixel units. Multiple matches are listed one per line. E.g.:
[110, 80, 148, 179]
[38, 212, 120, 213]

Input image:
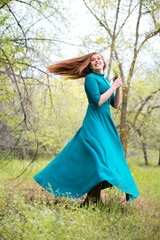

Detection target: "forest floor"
[0, 156, 160, 240]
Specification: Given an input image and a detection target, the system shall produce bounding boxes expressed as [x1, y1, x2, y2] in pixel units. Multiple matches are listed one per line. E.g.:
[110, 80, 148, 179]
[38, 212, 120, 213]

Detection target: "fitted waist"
[88, 101, 109, 106]
[88, 102, 110, 112]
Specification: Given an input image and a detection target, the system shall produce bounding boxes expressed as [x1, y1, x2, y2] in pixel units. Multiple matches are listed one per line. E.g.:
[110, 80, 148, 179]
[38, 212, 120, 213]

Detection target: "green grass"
[0, 156, 160, 240]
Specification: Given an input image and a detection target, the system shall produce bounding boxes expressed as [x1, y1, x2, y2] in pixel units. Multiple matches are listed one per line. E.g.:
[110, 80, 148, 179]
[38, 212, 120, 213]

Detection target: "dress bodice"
[84, 72, 115, 107]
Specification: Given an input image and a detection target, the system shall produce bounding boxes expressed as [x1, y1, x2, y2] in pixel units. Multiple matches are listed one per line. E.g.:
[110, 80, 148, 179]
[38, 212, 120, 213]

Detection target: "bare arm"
[113, 86, 121, 109]
[98, 77, 123, 107]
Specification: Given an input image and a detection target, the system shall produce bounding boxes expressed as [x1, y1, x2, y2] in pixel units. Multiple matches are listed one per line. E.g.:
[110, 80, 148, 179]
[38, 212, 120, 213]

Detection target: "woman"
[33, 52, 139, 204]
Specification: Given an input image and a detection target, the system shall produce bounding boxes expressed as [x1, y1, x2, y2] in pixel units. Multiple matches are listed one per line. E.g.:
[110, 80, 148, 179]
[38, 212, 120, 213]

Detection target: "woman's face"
[90, 53, 105, 73]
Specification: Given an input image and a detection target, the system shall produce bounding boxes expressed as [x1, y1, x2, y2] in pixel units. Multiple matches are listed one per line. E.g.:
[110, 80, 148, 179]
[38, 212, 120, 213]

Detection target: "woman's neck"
[92, 69, 104, 74]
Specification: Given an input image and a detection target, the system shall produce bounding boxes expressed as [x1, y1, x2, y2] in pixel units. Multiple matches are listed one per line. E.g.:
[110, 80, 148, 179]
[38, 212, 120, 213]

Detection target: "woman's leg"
[83, 182, 103, 205]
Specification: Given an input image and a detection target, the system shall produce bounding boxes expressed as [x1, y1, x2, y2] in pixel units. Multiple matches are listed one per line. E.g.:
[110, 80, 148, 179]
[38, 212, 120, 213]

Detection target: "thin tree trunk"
[142, 142, 148, 166]
[120, 1, 143, 157]
[120, 86, 128, 157]
[136, 129, 148, 166]
[107, 0, 121, 78]
[158, 146, 160, 166]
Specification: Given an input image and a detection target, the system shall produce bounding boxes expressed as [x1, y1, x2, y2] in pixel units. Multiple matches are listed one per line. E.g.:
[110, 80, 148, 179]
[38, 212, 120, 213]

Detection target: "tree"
[125, 67, 160, 165]
[82, 0, 160, 156]
[0, 0, 69, 165]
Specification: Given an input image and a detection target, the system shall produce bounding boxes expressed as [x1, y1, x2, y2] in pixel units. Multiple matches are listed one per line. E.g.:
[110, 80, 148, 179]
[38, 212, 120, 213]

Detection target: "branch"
[1, 58, 48, 77]
[15, 61, 48, 74]
[135, 0, 142, 52]
[129, 88, 160, 130]
[127, 0, 143, 87]
[6, 3, 27, 50]
[147, 105, 160, 114]
[83, 0, 112, 37]
[0, 46, 27, 123]
[138, 28, 160, 53]
[4, 37, 95, 51]
[24, 14, 57, 35]
[114, 49, 125, 80]
[116, 1, 139, 38]
[0, 70, 46, 85]
[0, 131, 23, 165]
[14, 0, 70, 31]
[128, 0, 133, 14]
[107, 0, 121, 78]
[12, 119, 39, 180]
[0, 3, 7, 9]
[143, 5, 157, 26]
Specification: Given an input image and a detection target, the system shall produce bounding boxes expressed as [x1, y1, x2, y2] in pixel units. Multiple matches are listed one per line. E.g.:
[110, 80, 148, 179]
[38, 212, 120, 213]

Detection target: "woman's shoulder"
[85, 73, 102, 83]
[85, 74, 98, 87]
[85, 73, 95, 80]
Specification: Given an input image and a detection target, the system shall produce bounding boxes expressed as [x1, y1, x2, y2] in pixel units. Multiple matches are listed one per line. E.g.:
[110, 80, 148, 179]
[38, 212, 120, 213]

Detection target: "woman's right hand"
[112, 77, 123, 90]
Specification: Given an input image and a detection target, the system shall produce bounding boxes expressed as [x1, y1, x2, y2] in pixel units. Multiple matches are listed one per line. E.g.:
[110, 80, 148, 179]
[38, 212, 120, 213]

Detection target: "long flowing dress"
[33, 72, 139, 201]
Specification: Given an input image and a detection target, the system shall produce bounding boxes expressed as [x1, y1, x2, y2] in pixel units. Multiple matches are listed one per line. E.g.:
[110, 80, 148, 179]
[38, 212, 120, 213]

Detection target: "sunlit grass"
[0, 154, 160, 239]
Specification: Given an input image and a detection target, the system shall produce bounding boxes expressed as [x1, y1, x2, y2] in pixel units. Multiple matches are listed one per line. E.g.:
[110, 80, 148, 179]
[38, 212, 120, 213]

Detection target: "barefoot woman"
[33, 52, 139, 204]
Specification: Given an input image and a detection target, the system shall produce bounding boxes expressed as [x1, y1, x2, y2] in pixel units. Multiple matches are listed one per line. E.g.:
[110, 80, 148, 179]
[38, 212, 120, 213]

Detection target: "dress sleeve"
[105, 78, 115, 108]
[85, 75, 100, 105]
[110, 93, 115, 108]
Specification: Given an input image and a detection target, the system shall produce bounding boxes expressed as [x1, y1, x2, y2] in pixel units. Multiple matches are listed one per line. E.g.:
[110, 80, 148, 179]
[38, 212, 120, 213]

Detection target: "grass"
[0, 155, 160, 240]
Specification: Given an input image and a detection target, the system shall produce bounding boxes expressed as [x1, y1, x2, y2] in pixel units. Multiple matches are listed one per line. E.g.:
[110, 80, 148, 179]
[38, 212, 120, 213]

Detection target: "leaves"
[111, 61, 119, 78]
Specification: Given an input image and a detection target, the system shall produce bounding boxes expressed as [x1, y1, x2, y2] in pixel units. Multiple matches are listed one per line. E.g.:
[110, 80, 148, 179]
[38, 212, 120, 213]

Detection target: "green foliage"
[0, 78, 16, 103]
[0, 0, 75, 158]
[23, 78, 87, 155]
[0, 76, 87, 157]
[127, 70, 160, 160]
[0, 0, 160, 163]
[112, 61, 119, 78]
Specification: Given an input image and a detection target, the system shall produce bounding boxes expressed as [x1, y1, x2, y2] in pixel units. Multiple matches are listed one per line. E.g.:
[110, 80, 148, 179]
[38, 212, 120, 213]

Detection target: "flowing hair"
[46, 52, 106, 79]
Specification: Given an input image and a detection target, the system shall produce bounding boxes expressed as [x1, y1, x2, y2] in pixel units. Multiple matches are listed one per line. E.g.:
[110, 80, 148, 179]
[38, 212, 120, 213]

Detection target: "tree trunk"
[136, 129, 148, 166]
[120, 86, 128, 157]
[158, 146, 160, 166]
[142, 142, 148, 166]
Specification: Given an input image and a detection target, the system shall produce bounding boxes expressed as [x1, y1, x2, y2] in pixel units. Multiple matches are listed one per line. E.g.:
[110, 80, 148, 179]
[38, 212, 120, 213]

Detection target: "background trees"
[0, 0, 79, 162]
[82, 0, 160, 159]
[0, 0, 160, 167]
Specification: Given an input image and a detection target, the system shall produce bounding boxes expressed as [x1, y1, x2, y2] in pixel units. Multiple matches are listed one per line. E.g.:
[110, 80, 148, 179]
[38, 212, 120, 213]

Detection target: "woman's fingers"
[113, 77, 123, 88]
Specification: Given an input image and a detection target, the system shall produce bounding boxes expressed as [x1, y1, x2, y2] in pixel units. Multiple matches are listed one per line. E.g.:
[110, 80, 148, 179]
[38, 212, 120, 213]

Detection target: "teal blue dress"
[33, 72, 139, 201]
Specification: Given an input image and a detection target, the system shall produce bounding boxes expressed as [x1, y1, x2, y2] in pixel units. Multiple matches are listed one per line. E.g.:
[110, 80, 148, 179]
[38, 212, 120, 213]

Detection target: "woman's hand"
[98, 77, 123, 106]
[112, 77, 123, 90]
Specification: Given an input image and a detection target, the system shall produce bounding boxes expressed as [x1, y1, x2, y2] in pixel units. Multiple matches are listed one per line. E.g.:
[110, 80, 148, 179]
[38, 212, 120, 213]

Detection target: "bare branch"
[0, 46, 27, 123]
[128, 0, 133, 14]
[83, 0, 112, 37]
[6, 3, 27, 50]
[114, 49, 125, 80]
[127, 0, 143, 87]
[129, 88, 160, 130]
[107, 0, 121, 78]
[116, 2, 139, 38]
[14, 0, 70, 28]
[142, 5, 157, 25]
[0, 3, 7, 9]
[4, 37, 95, 51]
[147, 105, 160, 114]
[12, 119, 39, 180]
[0, 131, 23, 165]
[138, 28, 160, 53]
